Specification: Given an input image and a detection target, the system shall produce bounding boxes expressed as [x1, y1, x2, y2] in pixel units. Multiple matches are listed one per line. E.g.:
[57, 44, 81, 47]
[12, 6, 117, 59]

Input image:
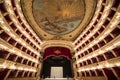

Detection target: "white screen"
[50, 67, 63, 78]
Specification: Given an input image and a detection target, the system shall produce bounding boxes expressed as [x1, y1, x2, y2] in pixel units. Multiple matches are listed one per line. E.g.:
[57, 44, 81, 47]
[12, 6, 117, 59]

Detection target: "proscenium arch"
[40, 40, 75, 56]
[40, 46, 74, 78]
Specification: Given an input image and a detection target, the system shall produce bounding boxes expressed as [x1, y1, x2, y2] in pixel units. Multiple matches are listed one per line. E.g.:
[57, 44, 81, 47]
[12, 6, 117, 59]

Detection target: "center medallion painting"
[33, 0, 85, 35]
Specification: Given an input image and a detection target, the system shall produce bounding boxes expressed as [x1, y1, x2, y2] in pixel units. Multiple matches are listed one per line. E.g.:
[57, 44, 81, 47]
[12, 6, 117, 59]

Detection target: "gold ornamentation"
[54, 50, 61, 54]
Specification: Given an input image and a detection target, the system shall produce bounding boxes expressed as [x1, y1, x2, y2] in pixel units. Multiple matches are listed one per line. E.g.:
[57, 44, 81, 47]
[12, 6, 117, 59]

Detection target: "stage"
[43, 78, 74, 80]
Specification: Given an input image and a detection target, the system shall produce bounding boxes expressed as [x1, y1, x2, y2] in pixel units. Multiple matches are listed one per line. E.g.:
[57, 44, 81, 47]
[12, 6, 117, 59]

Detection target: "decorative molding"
[40, 40, 75, 53]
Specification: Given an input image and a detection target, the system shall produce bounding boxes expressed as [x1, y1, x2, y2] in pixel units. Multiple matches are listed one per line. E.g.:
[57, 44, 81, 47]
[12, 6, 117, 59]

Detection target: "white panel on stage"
[50, 67, 63, 78]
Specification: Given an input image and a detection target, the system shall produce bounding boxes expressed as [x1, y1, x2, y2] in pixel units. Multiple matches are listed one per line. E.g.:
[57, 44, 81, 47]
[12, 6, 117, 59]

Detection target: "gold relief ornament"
[54, 50, 61, 54]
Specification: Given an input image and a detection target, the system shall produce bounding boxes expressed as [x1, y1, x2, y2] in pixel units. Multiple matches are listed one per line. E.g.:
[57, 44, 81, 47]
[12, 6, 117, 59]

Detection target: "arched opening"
[40, 47, 74, 79]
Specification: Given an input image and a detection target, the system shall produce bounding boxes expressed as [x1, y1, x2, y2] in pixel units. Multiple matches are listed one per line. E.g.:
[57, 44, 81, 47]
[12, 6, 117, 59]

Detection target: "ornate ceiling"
[33, 0, 85, 35]
[21, 0, 97, 41]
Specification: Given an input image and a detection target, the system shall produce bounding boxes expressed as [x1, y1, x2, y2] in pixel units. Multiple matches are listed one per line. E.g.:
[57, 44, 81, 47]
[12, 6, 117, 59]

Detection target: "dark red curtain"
[43, 47, 72, 60]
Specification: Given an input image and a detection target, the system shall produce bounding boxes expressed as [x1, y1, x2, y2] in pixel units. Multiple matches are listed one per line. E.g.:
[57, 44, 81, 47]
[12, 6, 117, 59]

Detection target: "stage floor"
[43, 78, 74, 80]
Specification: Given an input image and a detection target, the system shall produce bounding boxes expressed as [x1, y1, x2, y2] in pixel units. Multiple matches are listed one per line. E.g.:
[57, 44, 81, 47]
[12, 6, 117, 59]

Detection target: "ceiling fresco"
[33, 0, 85, 35]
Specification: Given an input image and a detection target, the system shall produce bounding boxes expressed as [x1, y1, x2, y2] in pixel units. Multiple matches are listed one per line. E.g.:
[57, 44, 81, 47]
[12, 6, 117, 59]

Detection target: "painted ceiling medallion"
[33, 0, 85, 35]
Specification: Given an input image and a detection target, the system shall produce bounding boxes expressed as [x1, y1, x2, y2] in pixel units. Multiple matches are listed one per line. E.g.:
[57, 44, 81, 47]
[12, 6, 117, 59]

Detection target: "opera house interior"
[0, 0, 120, 80]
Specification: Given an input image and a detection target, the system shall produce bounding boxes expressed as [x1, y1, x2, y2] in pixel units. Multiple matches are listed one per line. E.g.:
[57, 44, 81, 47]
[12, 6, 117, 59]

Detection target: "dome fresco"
[33, 0, 85, 35]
